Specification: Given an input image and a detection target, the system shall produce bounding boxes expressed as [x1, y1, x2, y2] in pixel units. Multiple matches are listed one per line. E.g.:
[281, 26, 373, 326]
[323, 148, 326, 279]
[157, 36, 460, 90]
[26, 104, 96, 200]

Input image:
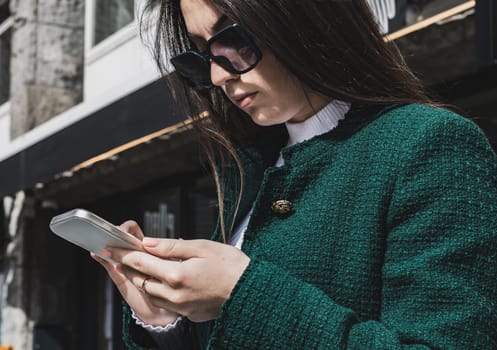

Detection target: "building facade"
[0, 0, 495, 349]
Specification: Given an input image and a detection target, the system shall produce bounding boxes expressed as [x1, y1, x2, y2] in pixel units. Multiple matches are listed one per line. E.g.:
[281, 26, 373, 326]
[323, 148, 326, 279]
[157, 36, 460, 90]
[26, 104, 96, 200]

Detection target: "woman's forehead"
[180, 0, 223, 40]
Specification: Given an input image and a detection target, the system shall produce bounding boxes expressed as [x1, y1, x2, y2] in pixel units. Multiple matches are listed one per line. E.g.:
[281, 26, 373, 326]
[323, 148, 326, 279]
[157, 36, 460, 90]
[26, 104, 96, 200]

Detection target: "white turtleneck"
[229, 100, 350, 248]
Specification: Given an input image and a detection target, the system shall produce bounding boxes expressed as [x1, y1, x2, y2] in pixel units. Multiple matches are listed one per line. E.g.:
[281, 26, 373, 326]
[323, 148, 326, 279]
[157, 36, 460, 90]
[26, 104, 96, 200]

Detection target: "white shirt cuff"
[131, 309, 183, 333]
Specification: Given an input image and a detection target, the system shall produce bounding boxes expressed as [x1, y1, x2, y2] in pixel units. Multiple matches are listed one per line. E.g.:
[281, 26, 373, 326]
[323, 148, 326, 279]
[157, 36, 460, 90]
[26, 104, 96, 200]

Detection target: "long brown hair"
[140, 0, 434, 242]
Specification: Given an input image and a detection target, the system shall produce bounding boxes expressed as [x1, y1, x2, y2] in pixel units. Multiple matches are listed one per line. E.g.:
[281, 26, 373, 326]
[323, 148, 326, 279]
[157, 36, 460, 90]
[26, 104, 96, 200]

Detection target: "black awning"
[0, 78, 186, 197]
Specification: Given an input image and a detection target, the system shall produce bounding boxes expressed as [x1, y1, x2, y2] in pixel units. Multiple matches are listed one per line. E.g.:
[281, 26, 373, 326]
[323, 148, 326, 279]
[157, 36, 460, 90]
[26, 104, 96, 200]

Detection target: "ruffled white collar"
[285, 100, 350, 146]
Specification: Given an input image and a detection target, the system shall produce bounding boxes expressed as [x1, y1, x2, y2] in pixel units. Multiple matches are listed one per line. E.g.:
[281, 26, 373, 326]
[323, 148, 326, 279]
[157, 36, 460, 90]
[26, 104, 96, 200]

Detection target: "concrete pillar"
[9, 0, 84, 138]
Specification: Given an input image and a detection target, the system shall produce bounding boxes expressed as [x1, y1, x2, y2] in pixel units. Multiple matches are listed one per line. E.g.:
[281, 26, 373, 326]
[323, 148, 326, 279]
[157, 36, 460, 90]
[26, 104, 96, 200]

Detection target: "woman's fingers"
[91, 252, 133, 290]
[119, 264, 157, 291]
[119, 220, 145, 240]
[142, 237, 207, 259]
[91, 252, 112, 271]
[107, 239, 250, 322]
[138, 279, 194, 316]
[112, 249, 185, 287]
[118, 263, 184, 314]
[92, 250, 182, 326]
[91, 252, 152, 301]
[91, 253, 118, 279]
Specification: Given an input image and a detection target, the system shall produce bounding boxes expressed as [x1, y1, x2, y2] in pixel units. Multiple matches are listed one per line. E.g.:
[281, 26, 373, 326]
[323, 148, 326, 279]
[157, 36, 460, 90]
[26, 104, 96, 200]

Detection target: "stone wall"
[9, 0, 84, 139]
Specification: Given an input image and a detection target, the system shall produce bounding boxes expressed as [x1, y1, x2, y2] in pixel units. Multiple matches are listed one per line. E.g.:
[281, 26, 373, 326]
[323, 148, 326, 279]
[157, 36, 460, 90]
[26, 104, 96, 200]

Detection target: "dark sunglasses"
[171, 24, 262, 90]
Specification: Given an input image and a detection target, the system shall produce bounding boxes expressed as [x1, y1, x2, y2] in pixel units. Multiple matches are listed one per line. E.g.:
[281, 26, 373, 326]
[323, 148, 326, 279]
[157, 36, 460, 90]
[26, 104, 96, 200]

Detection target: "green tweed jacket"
[123, 104, 497, 349]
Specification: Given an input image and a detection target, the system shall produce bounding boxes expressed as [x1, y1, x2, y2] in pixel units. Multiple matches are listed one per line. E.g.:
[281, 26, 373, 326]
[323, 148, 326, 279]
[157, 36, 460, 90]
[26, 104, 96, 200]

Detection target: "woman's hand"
[106, 238, 251, 322]
[91, 220, 180, 326]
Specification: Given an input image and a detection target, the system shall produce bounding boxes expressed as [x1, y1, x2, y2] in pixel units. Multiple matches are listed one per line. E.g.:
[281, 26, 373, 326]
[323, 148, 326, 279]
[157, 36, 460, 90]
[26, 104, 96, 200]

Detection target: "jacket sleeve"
[206, 112, 497, 349]
[122, 302, 212, 350]
[122, 303, 161, 349]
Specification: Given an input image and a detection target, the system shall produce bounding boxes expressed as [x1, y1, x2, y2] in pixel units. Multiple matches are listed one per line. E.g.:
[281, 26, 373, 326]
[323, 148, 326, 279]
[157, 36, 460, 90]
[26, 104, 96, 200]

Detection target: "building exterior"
[0, 0, 495, 349]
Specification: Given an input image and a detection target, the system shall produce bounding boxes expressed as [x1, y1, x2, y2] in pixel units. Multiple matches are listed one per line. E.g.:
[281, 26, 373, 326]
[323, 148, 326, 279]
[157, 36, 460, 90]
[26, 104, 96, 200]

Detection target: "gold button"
[271, 200, 293, 215]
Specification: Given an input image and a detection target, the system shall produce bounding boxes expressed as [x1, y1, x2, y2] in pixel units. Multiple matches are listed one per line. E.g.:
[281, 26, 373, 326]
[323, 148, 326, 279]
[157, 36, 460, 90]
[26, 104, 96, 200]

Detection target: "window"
[93, 0, 135, 46]
[0, 4, 11, 106]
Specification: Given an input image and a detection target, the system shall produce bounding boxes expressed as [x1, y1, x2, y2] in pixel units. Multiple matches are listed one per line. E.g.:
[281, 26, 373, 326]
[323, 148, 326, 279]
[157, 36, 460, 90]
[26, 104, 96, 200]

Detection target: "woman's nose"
[210, 61, 238, 87]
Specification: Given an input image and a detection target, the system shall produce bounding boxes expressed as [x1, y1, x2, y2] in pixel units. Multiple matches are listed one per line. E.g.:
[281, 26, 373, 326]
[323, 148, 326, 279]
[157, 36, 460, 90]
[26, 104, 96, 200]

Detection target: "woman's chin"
[249, 113, 284, 127]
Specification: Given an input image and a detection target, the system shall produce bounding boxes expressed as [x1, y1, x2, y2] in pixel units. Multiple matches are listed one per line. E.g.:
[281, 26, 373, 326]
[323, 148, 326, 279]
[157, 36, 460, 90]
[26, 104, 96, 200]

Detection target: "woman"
[92, 0, 497, 348]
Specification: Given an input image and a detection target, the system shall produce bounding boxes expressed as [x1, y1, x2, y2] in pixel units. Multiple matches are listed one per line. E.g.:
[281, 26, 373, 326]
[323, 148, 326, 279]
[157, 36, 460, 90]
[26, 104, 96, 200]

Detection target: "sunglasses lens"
[171, 52, 212, 89]
[209, 27, 259, 73]
[170, 25, 261, 90]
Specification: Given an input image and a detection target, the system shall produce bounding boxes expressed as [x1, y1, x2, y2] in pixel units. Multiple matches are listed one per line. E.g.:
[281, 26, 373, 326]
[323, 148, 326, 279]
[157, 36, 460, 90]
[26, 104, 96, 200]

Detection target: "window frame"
[85, 0, 140, 64]
[0, 15, 12, 108]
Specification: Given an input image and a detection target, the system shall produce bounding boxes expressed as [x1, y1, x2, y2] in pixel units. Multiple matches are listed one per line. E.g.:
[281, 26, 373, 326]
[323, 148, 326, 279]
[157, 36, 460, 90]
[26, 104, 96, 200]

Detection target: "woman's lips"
[233, 92, 257, 109]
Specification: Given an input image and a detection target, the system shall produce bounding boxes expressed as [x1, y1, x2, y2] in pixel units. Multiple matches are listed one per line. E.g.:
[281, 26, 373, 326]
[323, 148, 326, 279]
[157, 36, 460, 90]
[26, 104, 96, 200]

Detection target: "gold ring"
[140, 276, 152, 293]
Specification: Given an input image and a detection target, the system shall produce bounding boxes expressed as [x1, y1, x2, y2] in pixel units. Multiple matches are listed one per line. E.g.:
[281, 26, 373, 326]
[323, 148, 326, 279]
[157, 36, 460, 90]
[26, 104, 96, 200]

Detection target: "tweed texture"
[123, 104, 497, 349]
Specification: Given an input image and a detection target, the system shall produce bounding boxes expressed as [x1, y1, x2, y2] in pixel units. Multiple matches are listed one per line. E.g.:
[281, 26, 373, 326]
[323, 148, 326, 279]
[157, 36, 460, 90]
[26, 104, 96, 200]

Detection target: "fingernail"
[101, 249, 111, 258]
[143, 237, 159, 247]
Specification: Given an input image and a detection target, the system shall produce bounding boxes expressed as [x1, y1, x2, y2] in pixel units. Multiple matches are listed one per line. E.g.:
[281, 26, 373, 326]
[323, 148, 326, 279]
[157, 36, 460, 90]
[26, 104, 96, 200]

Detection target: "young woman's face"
[180, 0, 330, 125]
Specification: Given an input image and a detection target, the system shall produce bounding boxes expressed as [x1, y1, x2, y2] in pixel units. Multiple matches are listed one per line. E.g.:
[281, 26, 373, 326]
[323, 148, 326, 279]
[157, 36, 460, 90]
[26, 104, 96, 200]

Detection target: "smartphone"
[49, 208, 143, 263]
